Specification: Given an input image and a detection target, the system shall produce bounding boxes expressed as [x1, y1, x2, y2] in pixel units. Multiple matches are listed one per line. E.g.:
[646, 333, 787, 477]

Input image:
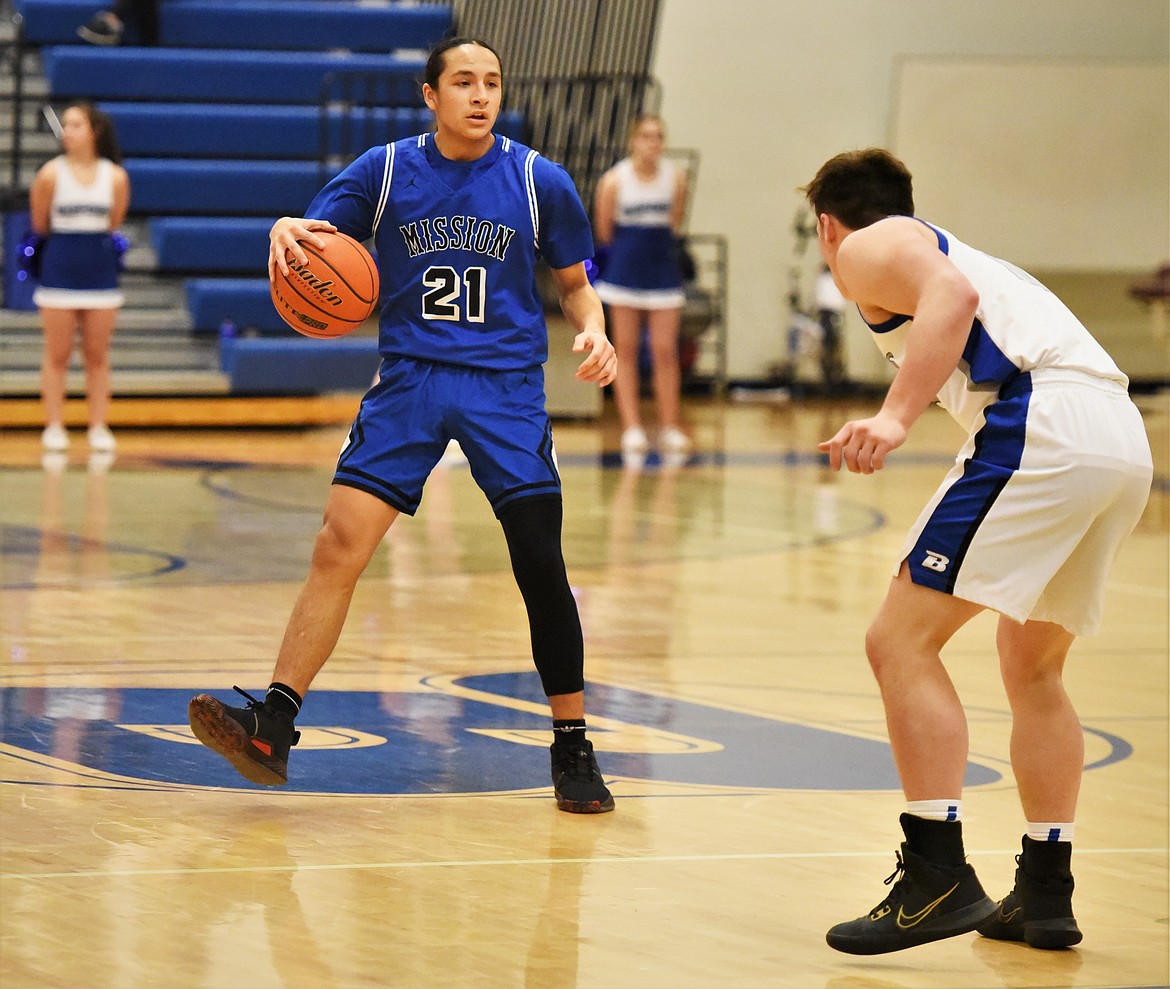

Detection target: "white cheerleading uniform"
[870, 220, 1152, 635]
[593, 157, 685, 309]
[34, 156, 123, 310]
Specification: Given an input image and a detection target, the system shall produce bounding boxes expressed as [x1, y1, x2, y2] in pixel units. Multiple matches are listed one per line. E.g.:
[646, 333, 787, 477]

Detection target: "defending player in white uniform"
[803, 148, 1152, 956]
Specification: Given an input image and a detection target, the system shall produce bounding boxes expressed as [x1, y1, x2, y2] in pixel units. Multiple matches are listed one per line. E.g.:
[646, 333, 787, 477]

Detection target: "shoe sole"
[188, 694, 287, 786]
[979, 919, 1082, 950]
[555, 792, 616, 814]
[827, 896, 999, 955]
[1023, 920, 1083, 949]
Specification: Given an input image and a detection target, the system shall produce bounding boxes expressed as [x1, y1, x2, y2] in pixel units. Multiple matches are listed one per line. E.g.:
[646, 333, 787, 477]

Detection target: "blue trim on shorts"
[906, 372, 1032, 595]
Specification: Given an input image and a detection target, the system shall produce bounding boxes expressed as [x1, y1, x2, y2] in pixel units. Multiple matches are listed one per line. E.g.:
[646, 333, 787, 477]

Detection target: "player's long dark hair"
[424, 36, 503, 89]
[64, 101, 123, 164]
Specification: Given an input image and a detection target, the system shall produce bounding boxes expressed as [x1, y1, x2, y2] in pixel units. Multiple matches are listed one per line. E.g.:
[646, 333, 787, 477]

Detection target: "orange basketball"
[270, 230, 380, 339]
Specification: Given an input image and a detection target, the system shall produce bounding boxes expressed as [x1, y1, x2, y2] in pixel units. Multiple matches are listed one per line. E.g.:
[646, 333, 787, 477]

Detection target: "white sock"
[1027, 821, 1074, 842]
[906, 799, 962, 822]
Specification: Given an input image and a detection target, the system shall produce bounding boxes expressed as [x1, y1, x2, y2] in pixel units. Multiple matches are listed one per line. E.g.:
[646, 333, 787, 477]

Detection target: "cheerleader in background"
[29, 101, 130, 453]
[593, 114, 690, 460]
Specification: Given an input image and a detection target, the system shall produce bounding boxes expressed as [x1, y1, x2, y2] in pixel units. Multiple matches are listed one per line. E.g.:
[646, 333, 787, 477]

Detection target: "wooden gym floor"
[1, 393, 1167, 989]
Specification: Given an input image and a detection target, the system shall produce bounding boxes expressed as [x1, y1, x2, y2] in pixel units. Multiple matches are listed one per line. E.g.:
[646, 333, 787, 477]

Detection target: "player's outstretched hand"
[572, 329, 617, 387]
[268, 216, 337, 280]
[819, 413, 907, 474]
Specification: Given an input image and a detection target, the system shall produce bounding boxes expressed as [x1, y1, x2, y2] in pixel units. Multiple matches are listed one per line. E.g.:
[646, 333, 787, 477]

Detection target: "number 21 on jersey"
[422, 265, 486, 322]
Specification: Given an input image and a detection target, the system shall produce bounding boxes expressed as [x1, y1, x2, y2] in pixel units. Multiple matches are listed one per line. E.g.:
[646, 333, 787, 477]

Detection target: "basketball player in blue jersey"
[804, 149, 1152, 954]
[187, 38, 618, 814]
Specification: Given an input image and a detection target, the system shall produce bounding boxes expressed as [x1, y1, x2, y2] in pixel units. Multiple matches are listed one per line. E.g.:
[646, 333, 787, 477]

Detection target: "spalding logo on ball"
[270, 230, 380, 338]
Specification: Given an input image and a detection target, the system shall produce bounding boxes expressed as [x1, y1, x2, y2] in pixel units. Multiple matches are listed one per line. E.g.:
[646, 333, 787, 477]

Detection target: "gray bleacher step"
[0, 367, 231, 396]
[2, 305, 193, 332]
[4, 323, 206, 342]
[0, 319, 225, 395]
[1, 348, 220, 372]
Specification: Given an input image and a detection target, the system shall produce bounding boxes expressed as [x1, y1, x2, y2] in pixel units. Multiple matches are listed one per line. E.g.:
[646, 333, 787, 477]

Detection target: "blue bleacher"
[17, 0, 450, 50]
[104, 104, 526, 161]
[150, 217, 274, 272]
[126, 159, 327, 215]
[103, 104, 437, 159]
[42, 48, 426, 103]
[20, 0, 523, 393]
[162, 0, 450, 52]
[17, 0, 123, 43]
[221, 336, 381, 394]
[186, 278, 288, 335]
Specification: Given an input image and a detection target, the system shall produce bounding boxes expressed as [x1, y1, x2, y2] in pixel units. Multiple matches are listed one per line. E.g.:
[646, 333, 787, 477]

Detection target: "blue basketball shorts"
[334, 356, 562, 517]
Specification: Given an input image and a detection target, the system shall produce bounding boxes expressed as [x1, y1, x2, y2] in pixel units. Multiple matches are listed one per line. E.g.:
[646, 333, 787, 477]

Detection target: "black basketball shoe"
[978, 837, 1082, 948]
[188, 686, 300, 786]
[550, 739, 615, 814]
[826, 843, 998, 954]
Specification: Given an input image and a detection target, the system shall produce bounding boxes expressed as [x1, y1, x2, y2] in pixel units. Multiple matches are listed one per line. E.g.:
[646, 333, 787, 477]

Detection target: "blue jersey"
[306, 134, 594, 371]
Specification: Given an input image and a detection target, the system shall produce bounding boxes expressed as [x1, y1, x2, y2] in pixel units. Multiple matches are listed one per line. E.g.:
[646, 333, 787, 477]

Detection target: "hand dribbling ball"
[270, 230, 380, 338]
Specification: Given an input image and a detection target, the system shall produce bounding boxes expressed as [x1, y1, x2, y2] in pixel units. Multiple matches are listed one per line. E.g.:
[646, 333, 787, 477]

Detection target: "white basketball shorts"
[898, 369, 1153, 635]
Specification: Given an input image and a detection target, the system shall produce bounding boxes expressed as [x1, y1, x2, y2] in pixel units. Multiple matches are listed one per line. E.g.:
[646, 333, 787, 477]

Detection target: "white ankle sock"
[906, 799, 962, 822]
[1027, 821, 1074, 842]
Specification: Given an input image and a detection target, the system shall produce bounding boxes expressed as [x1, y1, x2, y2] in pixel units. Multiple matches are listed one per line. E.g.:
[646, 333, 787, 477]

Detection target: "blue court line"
[198, 465, 327, 513]
[0, 525, 186, 590]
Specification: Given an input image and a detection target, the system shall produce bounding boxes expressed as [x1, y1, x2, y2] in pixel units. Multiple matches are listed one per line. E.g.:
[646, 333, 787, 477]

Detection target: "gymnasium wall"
[651, 0, 1170, 385]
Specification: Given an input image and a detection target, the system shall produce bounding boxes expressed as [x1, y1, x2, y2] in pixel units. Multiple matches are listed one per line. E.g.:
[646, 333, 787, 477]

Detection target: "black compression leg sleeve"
[498, 496, 585, 697]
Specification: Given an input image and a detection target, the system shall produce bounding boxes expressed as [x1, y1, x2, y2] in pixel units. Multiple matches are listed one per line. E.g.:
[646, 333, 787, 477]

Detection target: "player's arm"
[820, 219, 978, 473]
[550, 262, 616, 386]
[269, 148, 384, 279]
[669, 168, 687, 234]
[592, 170, 618, 246]
[28, 160, 56, 236]
[268, 216, 337, 280]
[844, 220, 978, 430]
[109, 164, 131, 230]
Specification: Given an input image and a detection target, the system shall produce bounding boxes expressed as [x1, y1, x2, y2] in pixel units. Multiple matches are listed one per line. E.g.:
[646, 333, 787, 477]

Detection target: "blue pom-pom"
[16, 232, 45, 279]
[111, 231, 129, 271]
